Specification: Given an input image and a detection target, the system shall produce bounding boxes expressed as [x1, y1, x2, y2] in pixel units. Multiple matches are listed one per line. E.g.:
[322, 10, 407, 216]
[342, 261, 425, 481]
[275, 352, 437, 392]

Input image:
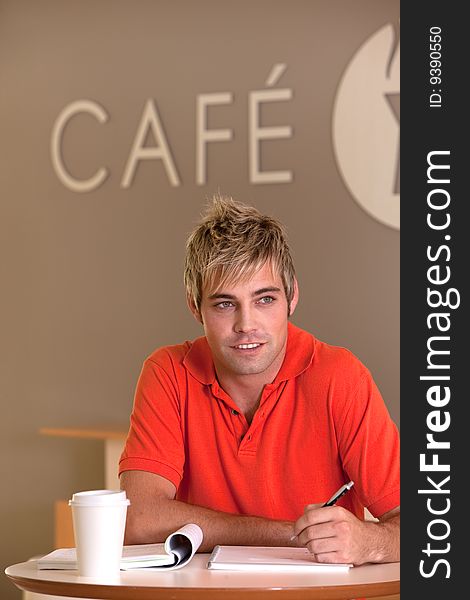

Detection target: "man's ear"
[288, 278, 299, 317]
[187, 295, 203, 324]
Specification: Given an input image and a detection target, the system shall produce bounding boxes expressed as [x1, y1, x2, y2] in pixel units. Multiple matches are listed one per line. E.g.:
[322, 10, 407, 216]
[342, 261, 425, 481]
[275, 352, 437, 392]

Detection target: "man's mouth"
[232, 343, 264, 349]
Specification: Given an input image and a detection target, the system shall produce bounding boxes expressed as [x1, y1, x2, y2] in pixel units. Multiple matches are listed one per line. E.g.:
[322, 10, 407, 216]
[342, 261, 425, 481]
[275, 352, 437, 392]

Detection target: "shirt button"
[231, 409, 239, 416]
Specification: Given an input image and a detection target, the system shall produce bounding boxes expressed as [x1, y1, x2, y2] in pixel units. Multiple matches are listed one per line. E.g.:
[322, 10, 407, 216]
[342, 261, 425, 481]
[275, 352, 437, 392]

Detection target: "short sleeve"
[334, 368, 400, 518]
[119, 355, 185, 489]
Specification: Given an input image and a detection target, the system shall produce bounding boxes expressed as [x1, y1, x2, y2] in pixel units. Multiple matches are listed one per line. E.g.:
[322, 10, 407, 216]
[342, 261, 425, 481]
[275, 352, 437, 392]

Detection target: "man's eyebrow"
[252, 287, 282, 296]
[208, 287, 281, 300]
[208, 293, 236, 300]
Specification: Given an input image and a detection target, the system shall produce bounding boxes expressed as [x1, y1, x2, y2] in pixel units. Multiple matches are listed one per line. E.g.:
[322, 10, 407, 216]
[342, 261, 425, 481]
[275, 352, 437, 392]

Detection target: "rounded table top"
[6, 555, 400, 600]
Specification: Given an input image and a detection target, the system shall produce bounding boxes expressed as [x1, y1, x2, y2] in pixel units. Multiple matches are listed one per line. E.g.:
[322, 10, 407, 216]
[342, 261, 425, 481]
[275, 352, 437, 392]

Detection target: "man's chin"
[224, 358, 271, 377]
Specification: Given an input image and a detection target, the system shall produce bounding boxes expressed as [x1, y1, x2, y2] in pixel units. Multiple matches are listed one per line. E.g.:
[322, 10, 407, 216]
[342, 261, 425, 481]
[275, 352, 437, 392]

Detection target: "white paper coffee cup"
[69, 490, 130, 577]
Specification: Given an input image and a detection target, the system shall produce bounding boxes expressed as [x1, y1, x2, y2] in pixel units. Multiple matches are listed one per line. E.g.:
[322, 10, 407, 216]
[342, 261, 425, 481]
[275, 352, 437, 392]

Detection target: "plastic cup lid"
[69, 489, 130, 507]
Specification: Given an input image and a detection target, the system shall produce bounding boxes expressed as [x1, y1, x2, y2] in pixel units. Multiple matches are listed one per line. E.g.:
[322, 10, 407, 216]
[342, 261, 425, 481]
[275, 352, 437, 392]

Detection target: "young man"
[119, 196, 400, 564]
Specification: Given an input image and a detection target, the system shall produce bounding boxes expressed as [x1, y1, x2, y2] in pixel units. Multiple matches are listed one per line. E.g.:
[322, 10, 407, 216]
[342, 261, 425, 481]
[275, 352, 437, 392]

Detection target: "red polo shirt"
[119, 323, 400, 520]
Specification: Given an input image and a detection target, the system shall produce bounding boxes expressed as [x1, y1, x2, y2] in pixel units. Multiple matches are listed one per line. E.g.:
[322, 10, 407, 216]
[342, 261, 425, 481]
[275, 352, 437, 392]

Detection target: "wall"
[0, 1, 399, 598]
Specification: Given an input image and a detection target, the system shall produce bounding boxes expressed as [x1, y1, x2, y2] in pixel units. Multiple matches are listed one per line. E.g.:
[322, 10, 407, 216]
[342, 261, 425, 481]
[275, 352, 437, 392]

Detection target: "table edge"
[6, 569, 400, 600]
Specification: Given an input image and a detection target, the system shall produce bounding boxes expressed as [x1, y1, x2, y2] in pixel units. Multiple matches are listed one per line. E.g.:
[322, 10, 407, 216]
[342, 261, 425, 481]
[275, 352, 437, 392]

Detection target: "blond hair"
[184, 195, 296, 312]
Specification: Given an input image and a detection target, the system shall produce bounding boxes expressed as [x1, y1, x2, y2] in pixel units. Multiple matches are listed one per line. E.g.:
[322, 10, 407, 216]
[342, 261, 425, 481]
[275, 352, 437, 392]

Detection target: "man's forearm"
[365, 513, 400, 563]
[125, 495, 295, 551]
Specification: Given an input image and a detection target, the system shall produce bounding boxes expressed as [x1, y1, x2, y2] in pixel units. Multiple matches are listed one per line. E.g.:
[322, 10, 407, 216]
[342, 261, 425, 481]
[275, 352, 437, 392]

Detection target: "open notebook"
[38, 524, 203, 571]
[207, 545, 353, 572]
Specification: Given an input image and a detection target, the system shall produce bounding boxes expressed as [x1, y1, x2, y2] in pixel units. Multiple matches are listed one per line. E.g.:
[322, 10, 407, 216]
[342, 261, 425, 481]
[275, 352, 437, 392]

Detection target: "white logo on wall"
[332, 23, 400, 230]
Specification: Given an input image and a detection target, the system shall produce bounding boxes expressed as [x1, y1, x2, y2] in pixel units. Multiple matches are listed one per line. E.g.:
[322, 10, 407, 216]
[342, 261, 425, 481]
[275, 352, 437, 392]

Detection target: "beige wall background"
[1, 1, 399, 598]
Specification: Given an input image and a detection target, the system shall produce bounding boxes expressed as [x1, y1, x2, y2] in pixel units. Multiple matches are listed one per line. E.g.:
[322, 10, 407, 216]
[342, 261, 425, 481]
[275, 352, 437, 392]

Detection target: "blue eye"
[216, 301, 233, 309]
[259, 296, 274, 304]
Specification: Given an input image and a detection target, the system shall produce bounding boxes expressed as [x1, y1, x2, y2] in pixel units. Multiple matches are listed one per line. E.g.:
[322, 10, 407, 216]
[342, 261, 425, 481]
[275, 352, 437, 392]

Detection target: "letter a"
[121, 99, 180, 187]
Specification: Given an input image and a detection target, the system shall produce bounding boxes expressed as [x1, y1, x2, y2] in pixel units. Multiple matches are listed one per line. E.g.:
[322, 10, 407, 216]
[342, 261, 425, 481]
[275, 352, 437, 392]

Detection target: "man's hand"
[293, 504, 400, 565]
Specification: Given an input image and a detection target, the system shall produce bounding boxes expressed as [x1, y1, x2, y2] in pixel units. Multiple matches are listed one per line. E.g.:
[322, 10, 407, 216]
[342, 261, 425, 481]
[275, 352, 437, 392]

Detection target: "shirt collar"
[183, 322, 316, 386]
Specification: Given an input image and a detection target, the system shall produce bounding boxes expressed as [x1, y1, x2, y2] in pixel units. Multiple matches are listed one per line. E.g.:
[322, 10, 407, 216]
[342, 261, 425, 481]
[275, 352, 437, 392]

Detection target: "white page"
[207, 546, 353, 571]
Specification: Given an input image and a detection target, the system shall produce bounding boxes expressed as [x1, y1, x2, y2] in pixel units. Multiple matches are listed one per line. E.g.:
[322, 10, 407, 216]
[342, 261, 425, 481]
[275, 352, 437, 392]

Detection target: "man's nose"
[234, 305, 257, 333]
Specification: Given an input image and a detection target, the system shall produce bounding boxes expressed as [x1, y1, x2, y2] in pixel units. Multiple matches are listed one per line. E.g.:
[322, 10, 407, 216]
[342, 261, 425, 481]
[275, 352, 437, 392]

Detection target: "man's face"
[194, 262, 298, 382]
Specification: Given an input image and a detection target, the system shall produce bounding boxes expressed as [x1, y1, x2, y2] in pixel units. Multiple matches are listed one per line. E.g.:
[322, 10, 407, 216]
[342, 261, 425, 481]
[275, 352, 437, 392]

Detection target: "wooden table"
[6, 555, 399, 600]
[39, 427, 128, 548]
[39, 427, 127, 490]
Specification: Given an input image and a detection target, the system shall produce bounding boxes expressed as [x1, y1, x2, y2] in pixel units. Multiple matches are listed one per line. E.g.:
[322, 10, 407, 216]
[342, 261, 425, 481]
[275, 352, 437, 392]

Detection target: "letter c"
[51, 100, 109, 192]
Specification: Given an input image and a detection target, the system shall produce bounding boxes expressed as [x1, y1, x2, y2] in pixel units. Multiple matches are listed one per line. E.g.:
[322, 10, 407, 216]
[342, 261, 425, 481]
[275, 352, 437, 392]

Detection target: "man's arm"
[293, 505, 400, 565]
[120, 470, 295, 552]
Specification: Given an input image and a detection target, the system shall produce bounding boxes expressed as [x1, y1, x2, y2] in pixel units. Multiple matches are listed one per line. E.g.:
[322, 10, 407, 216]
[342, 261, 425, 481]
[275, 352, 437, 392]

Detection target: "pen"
[322, 480, 354, 507]
[290, 481, 354, 541]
